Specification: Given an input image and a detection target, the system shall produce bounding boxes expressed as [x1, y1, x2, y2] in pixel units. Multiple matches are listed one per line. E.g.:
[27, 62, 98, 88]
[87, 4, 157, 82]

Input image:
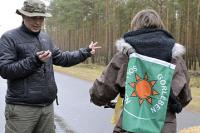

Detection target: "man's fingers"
[39, 51, 50, 57]
[92, 41, 98, 46]
[37, 50, 52, 62]
[89, 41, 98, 48]
[93, 46, 101, 49]
[89, 41, 101, 55]
[36, 51, 45, 55]
[91, 50, 95, 54]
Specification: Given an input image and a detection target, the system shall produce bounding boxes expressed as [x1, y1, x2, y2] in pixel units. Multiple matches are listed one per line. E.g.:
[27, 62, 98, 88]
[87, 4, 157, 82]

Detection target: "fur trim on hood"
[115, 38, 185, 58]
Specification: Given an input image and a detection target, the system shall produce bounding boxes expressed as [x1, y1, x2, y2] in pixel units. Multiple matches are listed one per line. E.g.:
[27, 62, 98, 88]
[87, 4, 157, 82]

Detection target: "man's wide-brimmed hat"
[16, 0, 52, 17]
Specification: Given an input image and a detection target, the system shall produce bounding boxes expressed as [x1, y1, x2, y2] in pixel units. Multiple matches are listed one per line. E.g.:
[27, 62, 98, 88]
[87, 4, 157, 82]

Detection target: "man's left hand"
[89, 41, 101, 55]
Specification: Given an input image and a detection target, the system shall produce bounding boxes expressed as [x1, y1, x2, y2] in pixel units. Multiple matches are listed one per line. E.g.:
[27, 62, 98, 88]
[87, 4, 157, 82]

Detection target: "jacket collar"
[115, 38, 185, 58]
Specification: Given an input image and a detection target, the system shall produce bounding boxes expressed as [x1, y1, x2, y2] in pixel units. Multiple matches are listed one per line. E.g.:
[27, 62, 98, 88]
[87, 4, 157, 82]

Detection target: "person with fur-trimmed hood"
[89, 9, 192, 133]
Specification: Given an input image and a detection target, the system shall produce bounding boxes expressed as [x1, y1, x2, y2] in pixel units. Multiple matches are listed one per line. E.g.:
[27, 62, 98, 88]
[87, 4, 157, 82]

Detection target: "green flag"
[122, 53, 175, 133]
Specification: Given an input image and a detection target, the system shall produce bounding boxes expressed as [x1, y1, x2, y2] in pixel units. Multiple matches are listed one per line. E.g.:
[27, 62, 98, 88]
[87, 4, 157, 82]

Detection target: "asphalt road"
[0, 72, 199, 133]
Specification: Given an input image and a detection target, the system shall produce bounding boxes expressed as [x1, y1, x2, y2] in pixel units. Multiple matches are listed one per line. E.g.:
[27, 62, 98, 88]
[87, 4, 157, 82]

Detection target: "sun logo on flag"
[129, 73, 159, 105]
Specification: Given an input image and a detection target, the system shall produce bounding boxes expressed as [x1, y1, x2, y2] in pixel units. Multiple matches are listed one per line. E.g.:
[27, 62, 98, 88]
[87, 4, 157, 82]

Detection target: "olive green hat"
[16, 0, 52, 17]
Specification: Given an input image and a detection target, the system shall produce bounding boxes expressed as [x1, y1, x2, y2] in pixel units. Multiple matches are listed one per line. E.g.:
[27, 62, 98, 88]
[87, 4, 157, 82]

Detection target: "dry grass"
[54, 63, 105, 82]
[178, 126, 200, 133]
[187, 75, 200, 113]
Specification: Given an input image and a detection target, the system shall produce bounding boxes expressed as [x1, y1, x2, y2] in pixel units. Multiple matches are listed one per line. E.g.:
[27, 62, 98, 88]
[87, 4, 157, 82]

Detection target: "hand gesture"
[36, 50, 52, 62]
[89, 41, 101, 55]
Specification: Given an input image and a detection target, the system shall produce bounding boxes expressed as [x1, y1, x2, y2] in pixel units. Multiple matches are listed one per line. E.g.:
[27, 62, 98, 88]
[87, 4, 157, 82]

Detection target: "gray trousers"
[5, 104, 55, 133]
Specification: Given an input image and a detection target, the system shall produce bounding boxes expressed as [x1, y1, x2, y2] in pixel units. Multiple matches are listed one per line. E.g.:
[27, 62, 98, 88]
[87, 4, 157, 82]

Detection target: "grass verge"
[186, 75, 200, 113]
[54, 63, 105, 82]
[179, 126, 200, 133]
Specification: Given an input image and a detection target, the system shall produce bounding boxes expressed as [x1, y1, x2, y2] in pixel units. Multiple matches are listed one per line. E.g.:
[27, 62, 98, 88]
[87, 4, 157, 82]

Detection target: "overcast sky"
[0, 0, 24, 35]
[0, 0, 50, 36]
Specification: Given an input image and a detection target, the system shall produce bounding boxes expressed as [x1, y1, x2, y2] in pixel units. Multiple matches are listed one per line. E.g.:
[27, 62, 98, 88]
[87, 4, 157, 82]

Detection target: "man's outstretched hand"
[89, 41, 101, 55]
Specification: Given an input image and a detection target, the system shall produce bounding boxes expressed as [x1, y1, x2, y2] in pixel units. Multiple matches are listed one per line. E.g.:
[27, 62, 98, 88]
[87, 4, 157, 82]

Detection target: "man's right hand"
[36, 50, 52, 62]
